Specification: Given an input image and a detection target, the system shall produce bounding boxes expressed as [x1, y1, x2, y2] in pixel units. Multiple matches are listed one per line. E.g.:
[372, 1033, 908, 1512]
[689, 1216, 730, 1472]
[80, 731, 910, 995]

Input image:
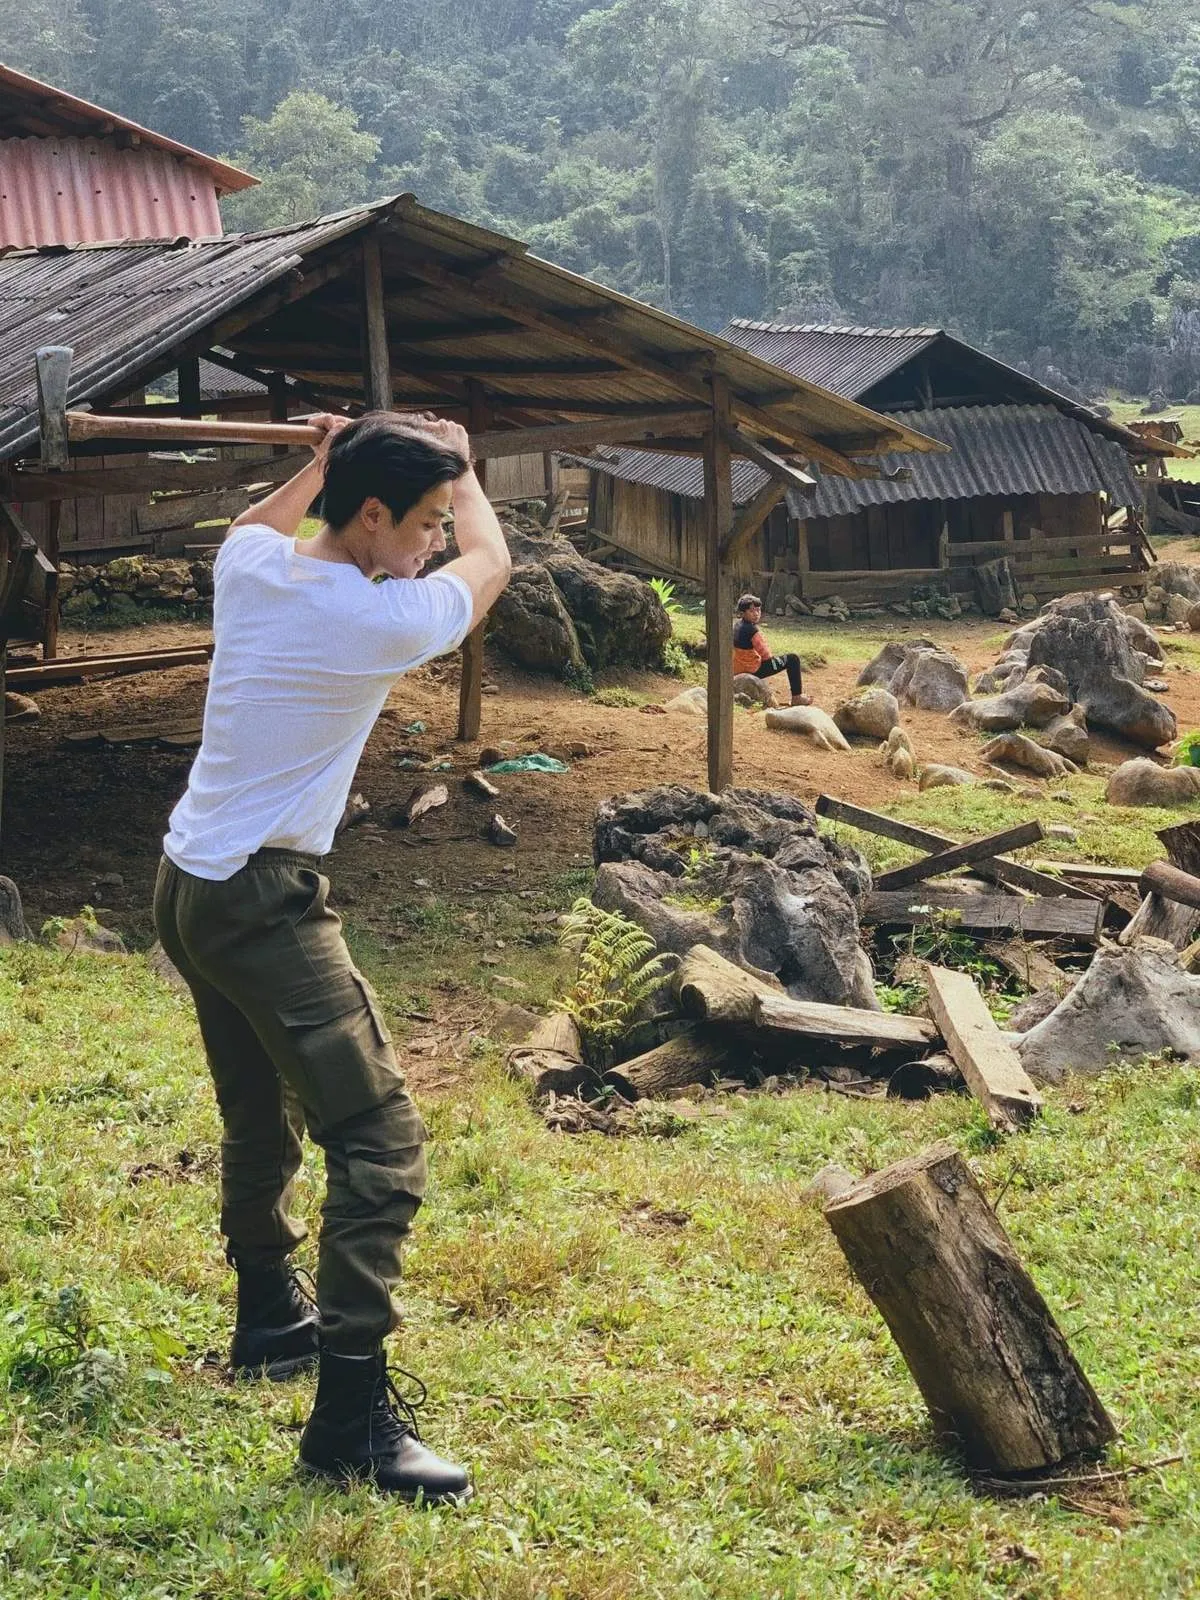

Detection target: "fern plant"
[648, 577, 681, 619]
[557, 898, 671, 1066]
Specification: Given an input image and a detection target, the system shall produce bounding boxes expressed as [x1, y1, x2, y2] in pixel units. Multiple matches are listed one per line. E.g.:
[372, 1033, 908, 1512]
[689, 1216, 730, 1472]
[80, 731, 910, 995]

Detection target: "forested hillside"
[7, 0, 1200, 395]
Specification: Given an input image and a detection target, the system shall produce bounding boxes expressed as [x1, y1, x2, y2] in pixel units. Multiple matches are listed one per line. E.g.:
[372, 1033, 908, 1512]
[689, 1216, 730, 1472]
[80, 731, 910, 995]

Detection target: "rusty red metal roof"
[0, 137, 225, 248]
[0, 60, 256, 195]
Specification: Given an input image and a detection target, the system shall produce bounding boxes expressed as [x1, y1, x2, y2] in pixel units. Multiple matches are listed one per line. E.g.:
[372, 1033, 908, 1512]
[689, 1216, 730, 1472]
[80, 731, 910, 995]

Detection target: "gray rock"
[764, 705, 851, 751]
[834, 687, 900, 740]
[1105, 759, 1200, 808]
[980, 732, 1077, 779]
[949, 679, 1071, 733]
[491, 564, 585, 676]
[663, 686, 707, 716]
[0, 876, 29, 943]
[1018, 940, 1200, 1082]
[732, 672, 776, 707]
[859, 640, 969, 711]
[1039, 707, 1090, 766]
[542, 550, 671, 670]
[1024, 599, 1176, 749]
[919, 764, 976, 791]
[53, 916, 126, 956]
[1007, 989, 1063, 1034]
[592, 786, 876, 1007]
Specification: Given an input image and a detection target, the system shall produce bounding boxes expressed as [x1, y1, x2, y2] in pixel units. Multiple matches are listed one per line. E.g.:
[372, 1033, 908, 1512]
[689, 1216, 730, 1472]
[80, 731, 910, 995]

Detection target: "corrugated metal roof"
[0, 137, 224, 248]
[198, 357, 268, 400]
[0, 194, 945, 469]
[723, 319, 940, 398]
[582, 405, 1145, 514]
[0, 60, 256, 194]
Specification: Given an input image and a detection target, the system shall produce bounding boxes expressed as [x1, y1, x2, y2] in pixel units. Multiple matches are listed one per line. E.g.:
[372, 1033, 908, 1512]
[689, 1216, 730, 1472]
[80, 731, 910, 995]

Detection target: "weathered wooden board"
[754, 991, 939, 1049]
[875, 821, 1044, 892]
[863, 890, 1104, 940]
[924, 964, 1042, 1132]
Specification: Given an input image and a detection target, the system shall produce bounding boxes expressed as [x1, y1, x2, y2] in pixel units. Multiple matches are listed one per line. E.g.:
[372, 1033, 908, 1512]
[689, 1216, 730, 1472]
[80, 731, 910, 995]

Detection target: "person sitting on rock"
[732, 593, 810, 705]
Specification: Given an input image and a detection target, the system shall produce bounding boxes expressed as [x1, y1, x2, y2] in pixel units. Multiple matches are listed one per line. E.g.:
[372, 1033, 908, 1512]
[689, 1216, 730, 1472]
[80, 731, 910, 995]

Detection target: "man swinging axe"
[154, 412, 511, 1503]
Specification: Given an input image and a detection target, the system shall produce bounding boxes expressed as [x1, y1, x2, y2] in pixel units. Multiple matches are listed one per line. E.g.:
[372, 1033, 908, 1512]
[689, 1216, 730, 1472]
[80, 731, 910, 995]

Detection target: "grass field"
[1107, 401, 1200, 480]
[2, 917, 1199, 1598]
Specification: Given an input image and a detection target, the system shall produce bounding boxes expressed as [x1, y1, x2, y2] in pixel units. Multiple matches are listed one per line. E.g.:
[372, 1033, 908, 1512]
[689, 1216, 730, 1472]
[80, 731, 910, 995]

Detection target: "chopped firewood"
[335, 792, 371, 836]
[488, 813, 518, 847]
[507, 1011, 596, 1098]
[923, 965, 1042, 1133]
[674, 944, 783, 1024]
[754, 991, 938, 1050]
[874, 821, 1044, 892]
[1140, 860, 1200, 912]
[64, 720, 203, 747]
[825, 1141, 1116, 1474]
[863, 890, 1104, 941]
[391, 782, 449, 828]
[463, 770, 501, 800]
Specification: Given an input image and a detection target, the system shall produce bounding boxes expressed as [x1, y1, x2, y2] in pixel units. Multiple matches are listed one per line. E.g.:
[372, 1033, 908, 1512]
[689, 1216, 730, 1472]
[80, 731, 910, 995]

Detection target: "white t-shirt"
[164, 524, 473, 881]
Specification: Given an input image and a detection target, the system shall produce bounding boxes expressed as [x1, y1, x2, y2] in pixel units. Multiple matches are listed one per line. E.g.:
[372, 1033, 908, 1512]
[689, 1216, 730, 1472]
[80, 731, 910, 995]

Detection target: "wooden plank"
[924, 964, 1042, 1133]
[704, 377, 734, 793]
[863, 890, 1104, 940]
[7, 645, 211, 686]
[754, 991, 939, 1050]
[2, 452, 311, 502]
[1030, 859, 1141, 885]
[815, 795, 1098, 902]
[136, 487, 251, 535]
[874, 821, 1045, 892]
[722, 425, 815, 494]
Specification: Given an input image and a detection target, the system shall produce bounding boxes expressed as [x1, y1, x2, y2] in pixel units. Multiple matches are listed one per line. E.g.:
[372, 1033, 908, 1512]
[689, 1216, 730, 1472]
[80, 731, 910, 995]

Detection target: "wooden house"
[582, 321, 1177, 606]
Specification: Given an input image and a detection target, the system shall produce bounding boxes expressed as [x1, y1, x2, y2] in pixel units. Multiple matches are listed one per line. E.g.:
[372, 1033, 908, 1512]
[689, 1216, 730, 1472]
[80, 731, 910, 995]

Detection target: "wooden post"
[703, 375, 734, 792]
[457, 381, 490, 743]
[825, 1141, 1115, 1475]
[1144, 455, 1163, 538]
[361, 231, 393, 412]
[41, 501, 61, 659]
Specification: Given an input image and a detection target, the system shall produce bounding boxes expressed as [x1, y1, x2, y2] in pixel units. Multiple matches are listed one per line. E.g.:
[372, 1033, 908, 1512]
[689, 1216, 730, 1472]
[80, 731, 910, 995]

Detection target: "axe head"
[35, 346, 74, 471]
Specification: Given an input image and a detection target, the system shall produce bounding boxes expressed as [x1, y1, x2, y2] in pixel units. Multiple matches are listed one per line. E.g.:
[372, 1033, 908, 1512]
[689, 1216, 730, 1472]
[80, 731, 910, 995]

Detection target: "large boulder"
[858, 640, 969, 712]
[542, 551, 670, 670]
[491, 564, 586, 675]
[592, 786, 876, 1007]
[1017, 940, 1200, 1082]
[983, 593, 1179, 749]
[834, 687, 900, 740]
[1105, 759, 1200, 808]
[948, 679, 1070, 733]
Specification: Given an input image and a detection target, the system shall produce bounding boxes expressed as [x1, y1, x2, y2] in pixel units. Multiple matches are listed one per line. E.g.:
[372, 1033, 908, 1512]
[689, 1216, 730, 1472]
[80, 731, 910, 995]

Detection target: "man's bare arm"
[227, 415, 349, 538]
[439, 468, 512, 628]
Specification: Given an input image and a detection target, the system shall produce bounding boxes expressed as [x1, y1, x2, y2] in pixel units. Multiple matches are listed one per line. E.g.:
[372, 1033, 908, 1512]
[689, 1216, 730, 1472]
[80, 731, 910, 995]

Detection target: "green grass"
[3, 930, 1200, 1598]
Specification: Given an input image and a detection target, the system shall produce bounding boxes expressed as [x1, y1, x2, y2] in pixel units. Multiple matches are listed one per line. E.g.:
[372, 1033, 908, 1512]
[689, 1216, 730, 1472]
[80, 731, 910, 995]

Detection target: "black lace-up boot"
[298, 1350, 472, 1504]
[229, 1258, 320, 1381]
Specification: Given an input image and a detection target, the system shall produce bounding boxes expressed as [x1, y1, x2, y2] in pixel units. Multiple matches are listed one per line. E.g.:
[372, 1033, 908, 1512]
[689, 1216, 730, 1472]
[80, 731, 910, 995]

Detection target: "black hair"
[736, 593, 762, 613]
[320, 412, 468, 531]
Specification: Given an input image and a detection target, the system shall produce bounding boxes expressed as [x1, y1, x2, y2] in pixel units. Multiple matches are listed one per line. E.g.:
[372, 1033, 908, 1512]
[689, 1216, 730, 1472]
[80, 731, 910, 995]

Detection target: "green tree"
[222, 93, 382, 230]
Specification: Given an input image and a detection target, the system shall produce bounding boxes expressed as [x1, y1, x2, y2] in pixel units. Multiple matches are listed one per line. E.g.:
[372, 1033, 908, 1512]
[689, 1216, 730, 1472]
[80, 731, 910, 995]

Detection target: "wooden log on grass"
[824, 1141, 1116, 1474]
[754, 991, 938, 1050]
[507, 1012, 596, 1098]
[605, 1027, 745, 1099]
[1139, 860, 1200, 913]
[923, 964, 1042, 1133]
[674, 944, 783, 1024]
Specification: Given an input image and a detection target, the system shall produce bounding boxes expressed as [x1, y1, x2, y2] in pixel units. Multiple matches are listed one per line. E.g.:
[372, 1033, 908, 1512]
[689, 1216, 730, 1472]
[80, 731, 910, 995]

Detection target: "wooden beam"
[7, 644, 212, 687]
[704, 376, 734, 793]
[385, 244, 870, 470]
[720, 478, 786, 565]
[722, 425, 816, 494]
[754, 991, 939, 1050]
[361, 231, 393, 411]
[471, 411, 709, 458]
[41, 501, 61, 660]
[814, 795, 1098, 903]
[1, 452, 311, 503]
[1030, 860, 1141, 886]
[924, 965, 1042, 1133]
[862, 891, 1105, 940]
[1140, 860, 1200, 912]
[178, 358, 202, 421]
[457, 381, 490, 744]
[874, 821, 1045, 892]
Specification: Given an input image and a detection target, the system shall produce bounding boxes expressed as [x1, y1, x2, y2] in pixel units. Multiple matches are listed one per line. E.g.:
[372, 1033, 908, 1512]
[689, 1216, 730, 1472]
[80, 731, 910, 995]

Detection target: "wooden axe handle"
[66, 410, 325, 449]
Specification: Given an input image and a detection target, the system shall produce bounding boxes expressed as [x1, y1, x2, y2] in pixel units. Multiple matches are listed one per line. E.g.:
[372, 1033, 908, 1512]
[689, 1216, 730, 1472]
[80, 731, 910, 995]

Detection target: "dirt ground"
[7, 603, 1199, 951]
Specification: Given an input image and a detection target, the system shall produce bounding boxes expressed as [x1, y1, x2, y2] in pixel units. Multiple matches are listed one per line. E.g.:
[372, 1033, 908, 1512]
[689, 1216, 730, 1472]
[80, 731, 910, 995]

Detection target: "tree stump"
[506, 1012, 597, 1098]
[825, 1141, 1115, 1474]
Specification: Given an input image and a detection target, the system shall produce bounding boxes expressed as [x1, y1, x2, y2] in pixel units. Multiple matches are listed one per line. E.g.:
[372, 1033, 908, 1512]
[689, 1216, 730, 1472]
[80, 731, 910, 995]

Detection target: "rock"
[488, 813, 519, 847]
[919, 764, 975, 791]
[948, 680, 1070, 733]
[891, 647, 970, 712]
[731, 673, 776, 707]
[980, 732, 1077, 779]
[833, 687, 900, 740]
[1046, 824, 1078, 842]
[0, 876, 29, 943]
[491, 563, 586, 676]
[592, 785, 876, 1008]
[803, 1164, 857, 1204]
[663, 686, 708, 716]
[997, 607, 1019, 623]
[53, 915, 126, 955]
[1007, 989, 1063, 1034]
[490, 1002, 544, 1043]
[541, 551, 671, 670]
[4, 691, 39, 722]
[858, 639, 936, 688]
[1021, 598, 1176, 748]
[1124, 601, 1148, 622]
[980, 777, 1015, 793]
[889, 746, 918, 780]
[764, 705, 851, 752]
[1038, 706, 1090, 766]
[1188, 601, 1200, 633]
[974, 556, 1019, 617]
[1024, 664, 1071, 697]
[335, 792, 371, 835]
[1017, 940, 1200, 1082]
[1165, 592, 1195, 626]
[1105, 759, 1200, 808]
[1156, 562, 1200, 601]
[1019, 593, 1039, 612]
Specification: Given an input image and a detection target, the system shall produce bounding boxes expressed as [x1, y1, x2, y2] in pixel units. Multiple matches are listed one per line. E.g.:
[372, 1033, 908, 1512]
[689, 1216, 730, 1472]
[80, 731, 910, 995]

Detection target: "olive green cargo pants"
[153, 850, 427, 1353]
